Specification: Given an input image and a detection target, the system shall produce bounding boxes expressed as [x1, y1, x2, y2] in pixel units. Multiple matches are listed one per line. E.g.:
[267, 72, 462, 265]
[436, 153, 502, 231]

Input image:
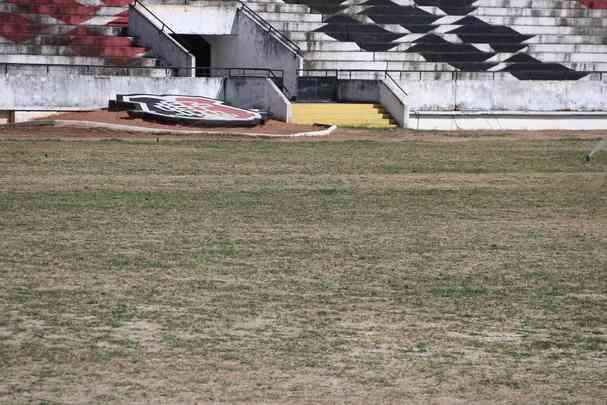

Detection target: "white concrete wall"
[224, 78, 292, 122]
[207, 10, 301, 97]
[0, 74, 224, 109]
[409, 112, 607, 131]
[144, 2, 238, 35]
[128, 4, 195, 76]
[403, 80, 607, 112]
[379, 79, 408, 128]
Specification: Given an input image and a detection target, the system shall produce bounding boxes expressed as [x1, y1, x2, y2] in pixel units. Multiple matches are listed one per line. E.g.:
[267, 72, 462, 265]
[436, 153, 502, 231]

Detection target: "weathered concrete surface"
[144, 2, 238, 35]
[0, 73, 292, 122]
[409, 111, 607, 130]
[403, 80, 607, 111]
[225, 78, 292, 122]
[128, 4, 195, 76]
[379, 79, 408, 128]
[207, 10, 301, 97]
[0, 74, 224, 109]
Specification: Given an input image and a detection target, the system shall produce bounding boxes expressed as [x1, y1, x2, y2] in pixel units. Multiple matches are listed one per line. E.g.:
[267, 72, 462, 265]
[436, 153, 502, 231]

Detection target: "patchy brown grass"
[0, 133, 606, 404]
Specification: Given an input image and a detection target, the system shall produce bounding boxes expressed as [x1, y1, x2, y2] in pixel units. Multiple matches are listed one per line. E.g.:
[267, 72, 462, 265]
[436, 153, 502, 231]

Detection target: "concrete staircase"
[245, 0, 607, 80]
[0, 0, 167, 76]
[292, 102, 398, 128]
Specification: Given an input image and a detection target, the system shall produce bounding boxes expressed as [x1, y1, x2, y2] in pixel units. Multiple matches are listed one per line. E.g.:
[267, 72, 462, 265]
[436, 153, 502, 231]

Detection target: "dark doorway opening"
[171, 34, 212, 77]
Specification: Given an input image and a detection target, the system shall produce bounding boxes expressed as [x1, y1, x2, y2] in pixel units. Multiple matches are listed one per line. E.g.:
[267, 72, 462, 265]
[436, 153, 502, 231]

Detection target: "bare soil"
[37, 109, 323, 136]
[1, 112, 607, 141]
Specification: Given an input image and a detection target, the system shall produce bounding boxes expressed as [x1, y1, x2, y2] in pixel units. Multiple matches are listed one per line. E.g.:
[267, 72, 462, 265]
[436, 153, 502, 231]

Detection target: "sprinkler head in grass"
[586, 154, 591, 162]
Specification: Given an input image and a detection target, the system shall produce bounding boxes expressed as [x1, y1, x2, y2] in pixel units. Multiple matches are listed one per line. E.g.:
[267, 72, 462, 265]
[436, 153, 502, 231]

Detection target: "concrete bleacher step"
[257, 12, 607, 28]
[0, 0, 133, 6]
[292, 103, 398, 128]
[288, 32, 607, 45]
[292, 0, 585, 9]
[245, 0, 607, 79]
[0, 44, 148, 58]
[265, 20, 607, 36]
[302, 49, 607, 63]
[0, 22, 125, 37]
[0, 63, 170, 77]
[294, 39, 607, 52]
[0, 11, 125, 25]
[0, 34, 136, 47]
[0, 1, 160, 75]
[304, 60, 607, 72]
[0, 3, 127, 16]
[0, 53, 157, 67]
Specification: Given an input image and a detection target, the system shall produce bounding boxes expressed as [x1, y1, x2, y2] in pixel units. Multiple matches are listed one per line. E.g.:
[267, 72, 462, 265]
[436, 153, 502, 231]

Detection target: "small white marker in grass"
[586, 139, 607, 162]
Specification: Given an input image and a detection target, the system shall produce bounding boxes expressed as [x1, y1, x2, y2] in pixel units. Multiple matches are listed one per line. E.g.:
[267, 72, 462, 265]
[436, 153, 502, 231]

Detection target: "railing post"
[7, 110, 16, 124]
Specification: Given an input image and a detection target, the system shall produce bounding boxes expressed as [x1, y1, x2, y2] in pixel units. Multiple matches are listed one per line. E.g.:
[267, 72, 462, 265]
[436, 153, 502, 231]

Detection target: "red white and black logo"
[115, 94, 264, 127]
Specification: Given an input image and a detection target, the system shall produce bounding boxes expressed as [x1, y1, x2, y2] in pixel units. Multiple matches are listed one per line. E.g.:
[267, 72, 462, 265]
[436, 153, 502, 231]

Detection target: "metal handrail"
[385, 72, 408, 96]
[234, 0, 301, 56]
[132, 0, 178, 35]
[164, 0, 300, 56]
[298, 69, 607, 81]
[1, 63, 284, 78]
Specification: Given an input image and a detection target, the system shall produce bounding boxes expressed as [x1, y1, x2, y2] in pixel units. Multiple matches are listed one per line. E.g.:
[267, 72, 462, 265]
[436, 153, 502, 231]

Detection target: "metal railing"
[162, 0, 301, 56]
[234, 0, 302, 56]
[1, 63, 284, 79]
[298, 68, 607, 81]
[132, 0, 178, 35]
[385, 72, 408, 96]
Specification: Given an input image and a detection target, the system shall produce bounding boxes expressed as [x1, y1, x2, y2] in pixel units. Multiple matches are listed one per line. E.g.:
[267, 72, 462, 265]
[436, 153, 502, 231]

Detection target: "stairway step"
[0, 0, 133, 6]
[0, 11, 124, 25]
[292, 103, 398, 128]
[1, 63, 170, 77]
[0, 53, 157, 66]
[0, 33, 134, 46]
[0, 3, 127, 16]
[0, 22, 125, 36]
[0, 44, 148, 57]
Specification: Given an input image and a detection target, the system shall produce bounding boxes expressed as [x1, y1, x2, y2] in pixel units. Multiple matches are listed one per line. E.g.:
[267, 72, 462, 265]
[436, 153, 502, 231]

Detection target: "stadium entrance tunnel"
[172, 35, 212, 77]
[131, 1, 301, 96]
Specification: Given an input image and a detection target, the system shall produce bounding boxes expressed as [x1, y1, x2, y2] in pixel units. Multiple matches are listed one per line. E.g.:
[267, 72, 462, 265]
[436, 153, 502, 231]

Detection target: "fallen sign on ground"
[110, 94, 267, 127]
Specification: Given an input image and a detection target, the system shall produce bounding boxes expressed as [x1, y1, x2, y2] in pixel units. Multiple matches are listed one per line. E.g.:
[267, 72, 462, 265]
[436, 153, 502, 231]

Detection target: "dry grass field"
[1, 129, 607, 404]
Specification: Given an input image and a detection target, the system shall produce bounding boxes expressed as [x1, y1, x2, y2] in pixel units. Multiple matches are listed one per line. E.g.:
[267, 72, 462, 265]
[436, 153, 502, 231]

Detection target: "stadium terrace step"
[0, 3, 127, 17]
[0, 33, 135, 47]
[292, 103, 398, 128]
[0, 1, 167, 75]
[0, 11, 126, 25]
[0, 53, 157, 66]
[294, 39, 607, 52]
[582, 0, 607, 8]
[0, 62, 171, 77]
[264, 20, 607, 36]
[244, 0, 607, 80]
[0, 22, 126, 38]
[0, 0, 134, 6]
[258, 12, 607, 28]
[302, 50, 607, 64]
[304, 59, 607, 72]
[288, 31, 607, 45]
[0, 44, 148, 58]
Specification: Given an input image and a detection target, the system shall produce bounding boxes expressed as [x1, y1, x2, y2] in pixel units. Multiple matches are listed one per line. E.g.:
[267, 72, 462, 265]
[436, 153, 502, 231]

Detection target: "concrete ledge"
[410, 111, 607, 130]
[0, 119, 337, 138]
[379, 79, 408, 128]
